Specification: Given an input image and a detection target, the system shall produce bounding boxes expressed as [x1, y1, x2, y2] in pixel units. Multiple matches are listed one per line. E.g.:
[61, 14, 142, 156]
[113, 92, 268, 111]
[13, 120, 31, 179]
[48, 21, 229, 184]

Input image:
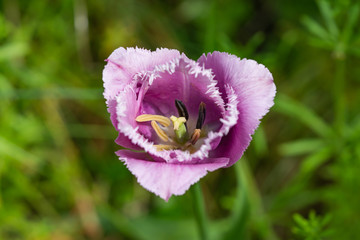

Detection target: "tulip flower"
[103, 47, 275, 200]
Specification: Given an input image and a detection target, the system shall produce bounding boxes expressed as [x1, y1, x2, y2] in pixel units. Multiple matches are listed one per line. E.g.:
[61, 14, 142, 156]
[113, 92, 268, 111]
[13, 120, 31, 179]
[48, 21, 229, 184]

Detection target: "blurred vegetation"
[1, 0, 360, 239]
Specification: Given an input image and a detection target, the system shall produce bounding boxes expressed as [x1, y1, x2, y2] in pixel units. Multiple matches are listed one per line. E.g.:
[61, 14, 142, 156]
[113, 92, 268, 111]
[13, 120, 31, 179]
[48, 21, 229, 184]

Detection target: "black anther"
[196, 102, 206, 129]
[175, 99, 189, 120]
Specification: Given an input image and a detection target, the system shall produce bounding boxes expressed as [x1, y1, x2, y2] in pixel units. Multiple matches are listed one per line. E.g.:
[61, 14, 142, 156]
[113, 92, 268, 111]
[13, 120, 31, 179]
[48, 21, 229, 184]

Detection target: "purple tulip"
[103, 47, 276, 201]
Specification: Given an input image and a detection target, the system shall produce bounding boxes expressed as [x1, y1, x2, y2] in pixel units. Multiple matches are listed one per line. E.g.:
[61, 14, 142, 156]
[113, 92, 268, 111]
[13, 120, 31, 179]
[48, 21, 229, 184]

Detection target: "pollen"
[151, 120, 169, 142]
[135, 114, 171, 127]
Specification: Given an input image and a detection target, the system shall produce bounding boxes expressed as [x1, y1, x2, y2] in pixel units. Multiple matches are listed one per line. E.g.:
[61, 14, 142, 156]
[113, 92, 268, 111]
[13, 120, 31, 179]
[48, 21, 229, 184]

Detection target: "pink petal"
[106, 99, 141, 150]
[198, 52, 276, 166]
[103, 48, 181, 149]
[113, 56, 234, 163]
[140, 56, 225, 124]
[103, 47, 181, 100]
[116, 150, 229, 201]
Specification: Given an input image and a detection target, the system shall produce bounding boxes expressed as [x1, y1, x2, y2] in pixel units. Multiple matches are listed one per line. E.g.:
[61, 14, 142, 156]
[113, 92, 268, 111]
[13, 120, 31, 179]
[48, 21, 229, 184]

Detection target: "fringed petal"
[198, 52, 276, 166]
[103, 47, 181, 100]
[114, 56, 241, 164]
[104, 47, 180, 149]
[116, 150, 229, 201]
[140, 56, 225, 122]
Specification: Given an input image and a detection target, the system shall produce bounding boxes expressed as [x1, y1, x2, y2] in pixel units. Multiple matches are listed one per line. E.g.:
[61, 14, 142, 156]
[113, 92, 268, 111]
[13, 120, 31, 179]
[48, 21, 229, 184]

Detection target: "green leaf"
[292, 211, 332, 240]
[300, 146, 333, 175]
[341, 3, 359, 45]
[301, 16, 331, 42]
[253, 125, 269, 157]
[279, 138, 324, 157]
[316, 0, 339, 38]
[0, 136, 41, 172]
[0, 42, 29, 61]
[274, 94, 333, 138]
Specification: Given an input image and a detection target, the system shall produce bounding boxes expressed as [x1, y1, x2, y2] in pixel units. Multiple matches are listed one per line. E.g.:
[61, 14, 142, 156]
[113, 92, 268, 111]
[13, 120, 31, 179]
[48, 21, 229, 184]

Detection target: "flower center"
[170, 116, 188, 144]
[135, 100, 206, 152]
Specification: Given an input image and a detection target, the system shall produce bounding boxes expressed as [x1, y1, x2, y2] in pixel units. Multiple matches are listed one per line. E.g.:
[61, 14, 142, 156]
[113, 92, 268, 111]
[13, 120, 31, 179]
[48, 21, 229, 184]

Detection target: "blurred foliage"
[0, 0, 360, 239]
[292, 211, 332, 240]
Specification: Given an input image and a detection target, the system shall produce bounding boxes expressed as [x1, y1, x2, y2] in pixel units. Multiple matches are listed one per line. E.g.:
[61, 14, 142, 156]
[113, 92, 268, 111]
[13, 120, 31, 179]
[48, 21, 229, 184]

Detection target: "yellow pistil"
[170, 116, 186, 130]
[136, 114, 171, 127]
[151, 120, 168, 142]
[170, 116, 188, 144]
[154, 144, 177, 151]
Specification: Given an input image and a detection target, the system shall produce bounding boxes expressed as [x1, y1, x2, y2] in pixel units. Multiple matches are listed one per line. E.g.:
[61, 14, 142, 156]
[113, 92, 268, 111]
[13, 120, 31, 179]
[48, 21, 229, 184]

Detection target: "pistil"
[170, 116, 188, 144]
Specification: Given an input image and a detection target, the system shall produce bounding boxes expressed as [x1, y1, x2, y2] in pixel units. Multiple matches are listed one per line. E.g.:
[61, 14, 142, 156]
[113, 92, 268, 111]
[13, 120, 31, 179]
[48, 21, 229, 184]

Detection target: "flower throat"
[135, 100, 206, 151]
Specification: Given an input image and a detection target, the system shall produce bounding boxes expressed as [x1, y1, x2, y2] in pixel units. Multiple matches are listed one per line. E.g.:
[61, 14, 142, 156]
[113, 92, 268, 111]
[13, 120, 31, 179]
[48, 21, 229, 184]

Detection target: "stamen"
[154, 144, 177, 151]
[136, 114, 171, 127]
[175, 99, 189, 120]
[196, 102, 206, 129]
[190, 102, 206, 145]
[151, 120, 169, 142]
[190, 129, 201, 145]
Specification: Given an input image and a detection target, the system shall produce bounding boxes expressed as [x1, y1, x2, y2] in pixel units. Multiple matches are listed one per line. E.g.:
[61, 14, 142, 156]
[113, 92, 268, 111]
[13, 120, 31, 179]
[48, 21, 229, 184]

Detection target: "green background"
[1, 0, 360, 239]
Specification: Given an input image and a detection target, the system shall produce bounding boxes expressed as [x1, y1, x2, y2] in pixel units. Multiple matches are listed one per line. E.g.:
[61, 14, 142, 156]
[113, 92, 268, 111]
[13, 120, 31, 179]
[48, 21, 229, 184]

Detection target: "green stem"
[224, 160, 249, 240]
[204, 0, 217, 52]
[191, 183, 209, 240]
[226, 158, 279, 240]
[333, 57, 346, 136]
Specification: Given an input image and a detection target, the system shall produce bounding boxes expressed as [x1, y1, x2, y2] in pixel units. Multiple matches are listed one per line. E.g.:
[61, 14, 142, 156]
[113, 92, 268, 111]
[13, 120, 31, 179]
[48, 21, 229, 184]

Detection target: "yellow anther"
[170, 116, 186, 130]
[136, 114, 171, 127]
[151, 120, 169, 142]
[154, 144, 177, 151]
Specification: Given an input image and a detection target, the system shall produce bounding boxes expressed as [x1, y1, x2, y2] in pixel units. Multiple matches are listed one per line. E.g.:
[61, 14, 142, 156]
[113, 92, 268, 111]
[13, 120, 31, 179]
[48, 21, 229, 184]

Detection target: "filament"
[151, 120, 169, 142]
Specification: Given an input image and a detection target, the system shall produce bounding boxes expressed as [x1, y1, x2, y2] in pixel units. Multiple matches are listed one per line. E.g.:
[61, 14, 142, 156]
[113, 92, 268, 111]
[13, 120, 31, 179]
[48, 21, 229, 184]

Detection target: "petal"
[104, 48, 180, 150]
[116, 150, 229, 201]
[107, 98, 141, 150]
[141, 56, 225, 124]
[115, 85, 156, 150]
[103, 47, 181, 100]
[198, 52, 276, 166]
[178, 85, 239, 162]
[115, 56, 230, 163]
